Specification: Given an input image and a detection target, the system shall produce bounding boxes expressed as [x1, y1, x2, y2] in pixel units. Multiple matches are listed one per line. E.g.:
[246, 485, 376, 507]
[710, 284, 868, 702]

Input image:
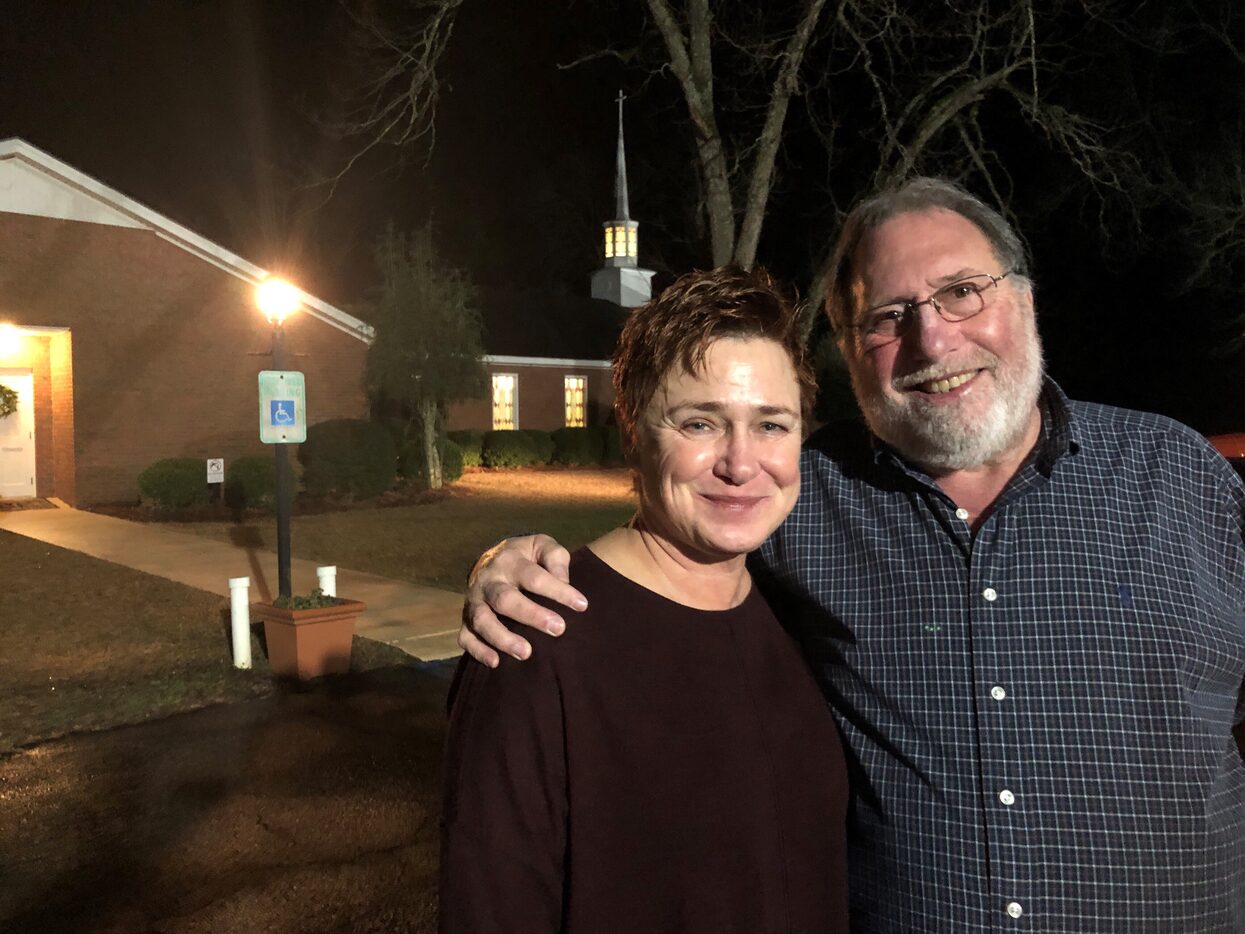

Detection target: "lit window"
[626, 227, 637, 258]
[604, 226, 615, 259]
[492, 373, 517, 429]
[564, 376, 586, 428]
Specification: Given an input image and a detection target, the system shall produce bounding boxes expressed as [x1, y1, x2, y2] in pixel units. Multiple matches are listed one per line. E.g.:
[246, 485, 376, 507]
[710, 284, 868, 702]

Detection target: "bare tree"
[794, 0, 1156, 330]
[644, 0, 831, 267]
[320, 0, 466, 193]
[564, 2, 1159, 335]
[334, 0, 1238, 336]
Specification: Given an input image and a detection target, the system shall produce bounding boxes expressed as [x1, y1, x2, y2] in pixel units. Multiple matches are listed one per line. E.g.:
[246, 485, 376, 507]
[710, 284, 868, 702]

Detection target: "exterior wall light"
[0, 323, 22, 357]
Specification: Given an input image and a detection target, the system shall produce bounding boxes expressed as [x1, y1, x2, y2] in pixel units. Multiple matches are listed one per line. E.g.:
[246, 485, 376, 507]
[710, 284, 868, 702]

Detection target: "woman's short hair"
[825, 177, 1033, 339]
[612, 265, 816, 450]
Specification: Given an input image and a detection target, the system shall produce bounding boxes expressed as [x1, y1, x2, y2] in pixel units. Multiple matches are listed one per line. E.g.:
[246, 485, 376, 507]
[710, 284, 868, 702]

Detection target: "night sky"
[1, 1, 1242, 433]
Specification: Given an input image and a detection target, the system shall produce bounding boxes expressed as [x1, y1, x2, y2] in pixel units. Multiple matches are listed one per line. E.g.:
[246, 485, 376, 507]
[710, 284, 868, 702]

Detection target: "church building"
[447, 94, 654, 434]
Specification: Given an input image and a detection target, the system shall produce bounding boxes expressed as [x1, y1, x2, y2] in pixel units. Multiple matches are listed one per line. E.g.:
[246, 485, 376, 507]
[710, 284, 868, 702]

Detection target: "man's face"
[842, 208, 1044, 472]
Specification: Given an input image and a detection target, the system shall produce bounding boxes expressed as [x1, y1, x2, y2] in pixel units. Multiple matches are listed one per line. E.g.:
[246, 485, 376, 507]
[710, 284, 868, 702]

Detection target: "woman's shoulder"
[447, 548, 614, 712]
[526, 546, 618, 641]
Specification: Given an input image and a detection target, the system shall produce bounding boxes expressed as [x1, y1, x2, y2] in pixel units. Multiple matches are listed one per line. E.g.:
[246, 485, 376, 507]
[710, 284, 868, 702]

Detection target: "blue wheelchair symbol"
[270, 400, 296, 426]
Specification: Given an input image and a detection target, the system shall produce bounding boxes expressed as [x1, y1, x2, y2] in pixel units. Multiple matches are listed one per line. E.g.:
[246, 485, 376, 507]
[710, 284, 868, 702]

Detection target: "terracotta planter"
[251, 599, 366, 680]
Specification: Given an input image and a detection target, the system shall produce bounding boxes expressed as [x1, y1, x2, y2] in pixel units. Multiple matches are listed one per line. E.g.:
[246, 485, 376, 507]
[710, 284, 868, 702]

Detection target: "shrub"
[138, 457, 211, 510]
[447, 430, 484, 467]
[299, 418, 397, 499]
[481, 430, 540, 468]
[600, 425, 626, 466]
[520, 429, 555, 464]
[272, 588, 342, 610]
[441, 439, 464, 482]
[400, 437, 465, 488]
[376, 416, 409, 450]
[223, 455, 276, 510]
[551, 427, 605, 466]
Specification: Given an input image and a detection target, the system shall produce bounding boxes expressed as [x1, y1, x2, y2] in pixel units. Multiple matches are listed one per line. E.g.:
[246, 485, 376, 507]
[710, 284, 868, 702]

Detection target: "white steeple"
[591, 91, 654, 307]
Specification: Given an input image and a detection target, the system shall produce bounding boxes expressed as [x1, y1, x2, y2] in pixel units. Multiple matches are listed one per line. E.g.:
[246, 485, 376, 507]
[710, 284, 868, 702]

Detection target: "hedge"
[441, 439, 465, 483]
[551, 427, 606, 466]
[481, 430, 540, 468]
[298, 418, 397, 498]
[447, 430, 484, 467]
[600, 425, 626, 465]
[400, 437, 465, 488]
[520, 429, 555, 464]
[224, 455, 277, 510]
[138, 458, 211, 510]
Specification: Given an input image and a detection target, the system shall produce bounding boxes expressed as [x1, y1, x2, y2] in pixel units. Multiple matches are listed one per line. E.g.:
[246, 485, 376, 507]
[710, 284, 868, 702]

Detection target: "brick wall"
[48, 331, 75, 503]
[0, 214, 370, 503]
[447, 364, 616, 432]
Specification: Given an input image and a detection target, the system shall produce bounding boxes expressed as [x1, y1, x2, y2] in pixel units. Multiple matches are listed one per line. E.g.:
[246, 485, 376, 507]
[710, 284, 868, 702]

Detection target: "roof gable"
[0, 138, 373, 344]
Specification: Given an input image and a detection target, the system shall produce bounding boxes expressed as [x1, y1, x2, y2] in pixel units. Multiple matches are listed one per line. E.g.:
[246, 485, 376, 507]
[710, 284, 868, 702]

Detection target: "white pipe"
[229, 577, 252, 669]
[317, 565, 337, 597]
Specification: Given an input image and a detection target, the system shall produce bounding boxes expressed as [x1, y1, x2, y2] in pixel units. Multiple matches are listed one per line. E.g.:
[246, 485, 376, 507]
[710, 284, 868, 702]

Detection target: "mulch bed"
[85, 482, 457, 524]
[0, 497, 54, 511]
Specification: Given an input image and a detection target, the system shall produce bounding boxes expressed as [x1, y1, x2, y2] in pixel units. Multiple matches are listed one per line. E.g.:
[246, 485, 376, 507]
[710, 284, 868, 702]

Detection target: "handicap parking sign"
[270, 399, 296, 425]
[258, 371, 307, 443]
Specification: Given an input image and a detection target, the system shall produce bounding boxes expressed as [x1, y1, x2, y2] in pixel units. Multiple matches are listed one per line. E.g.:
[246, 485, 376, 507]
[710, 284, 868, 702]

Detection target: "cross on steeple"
[614, 89, 630, 221]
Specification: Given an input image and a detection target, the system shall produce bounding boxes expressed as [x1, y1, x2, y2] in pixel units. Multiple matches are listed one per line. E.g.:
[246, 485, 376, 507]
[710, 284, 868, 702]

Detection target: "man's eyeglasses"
[853, 271, 1012, 347]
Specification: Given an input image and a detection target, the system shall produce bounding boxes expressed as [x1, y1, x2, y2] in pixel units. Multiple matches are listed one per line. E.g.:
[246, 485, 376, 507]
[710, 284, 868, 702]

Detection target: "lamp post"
[256, 276, 302, 600]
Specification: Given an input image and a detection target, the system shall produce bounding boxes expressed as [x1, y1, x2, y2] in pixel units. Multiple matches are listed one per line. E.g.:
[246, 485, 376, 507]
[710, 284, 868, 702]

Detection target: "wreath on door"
[0, 383, 17, 419]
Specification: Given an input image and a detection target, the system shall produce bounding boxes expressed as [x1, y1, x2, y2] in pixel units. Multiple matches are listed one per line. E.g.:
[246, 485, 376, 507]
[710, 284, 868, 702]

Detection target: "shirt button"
[982, 587, 998, 602]
[999, 789, 1016, 806]
[991, 686, 1007, 701]
[955, 507, 969, 520]
[1006, 901, 1023, 919]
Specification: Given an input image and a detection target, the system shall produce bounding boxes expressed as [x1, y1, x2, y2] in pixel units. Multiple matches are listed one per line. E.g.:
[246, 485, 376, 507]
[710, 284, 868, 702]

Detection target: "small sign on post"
[206, 458, 225, 484]
[258, 370, 307, 444]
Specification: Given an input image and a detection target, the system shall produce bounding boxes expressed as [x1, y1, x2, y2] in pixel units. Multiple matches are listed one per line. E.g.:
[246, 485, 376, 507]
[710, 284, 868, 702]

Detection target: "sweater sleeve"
[439, 648, 568, 933]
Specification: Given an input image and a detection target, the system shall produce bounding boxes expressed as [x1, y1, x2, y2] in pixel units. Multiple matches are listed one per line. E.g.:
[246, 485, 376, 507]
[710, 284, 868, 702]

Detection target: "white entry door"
[0, 369, 36, 498]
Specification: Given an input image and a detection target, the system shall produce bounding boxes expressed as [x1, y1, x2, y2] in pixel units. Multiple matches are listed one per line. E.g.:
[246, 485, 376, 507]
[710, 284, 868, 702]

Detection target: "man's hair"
[825, 177, 1033, 338]
[612, 265, 816, 451]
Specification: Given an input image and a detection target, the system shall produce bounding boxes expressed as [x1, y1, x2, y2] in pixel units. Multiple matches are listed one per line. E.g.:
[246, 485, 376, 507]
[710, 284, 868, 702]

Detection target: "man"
[459, 178, 1245, 931]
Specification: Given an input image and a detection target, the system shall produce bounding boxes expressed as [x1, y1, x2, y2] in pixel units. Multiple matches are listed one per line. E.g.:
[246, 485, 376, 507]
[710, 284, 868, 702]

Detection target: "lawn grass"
[1, 531, 411, 754]
[185, 467, 638, 589]
[5, 468, 634, 752]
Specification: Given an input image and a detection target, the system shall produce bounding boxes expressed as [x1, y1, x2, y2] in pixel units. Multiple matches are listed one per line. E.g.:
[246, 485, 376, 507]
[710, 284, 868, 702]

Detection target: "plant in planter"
[251, 588, 366, 680]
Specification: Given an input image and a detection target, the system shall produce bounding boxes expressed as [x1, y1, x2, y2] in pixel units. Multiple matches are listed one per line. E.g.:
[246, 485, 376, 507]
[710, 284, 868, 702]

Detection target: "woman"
[440, 267, 848, 932]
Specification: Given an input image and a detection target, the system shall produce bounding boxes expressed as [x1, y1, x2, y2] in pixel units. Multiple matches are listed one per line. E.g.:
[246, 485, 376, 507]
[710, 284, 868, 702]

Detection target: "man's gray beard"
[850, 318, 1045, 472]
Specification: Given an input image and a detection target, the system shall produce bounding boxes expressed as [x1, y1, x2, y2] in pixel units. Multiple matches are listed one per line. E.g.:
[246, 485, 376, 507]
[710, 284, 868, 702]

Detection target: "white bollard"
[228, 577, 252, 669]
[317, 565, 337, 598]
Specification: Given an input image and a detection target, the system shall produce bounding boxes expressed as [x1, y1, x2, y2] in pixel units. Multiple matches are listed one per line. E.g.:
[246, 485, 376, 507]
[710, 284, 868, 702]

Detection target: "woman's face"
[633, 337, 802, 561]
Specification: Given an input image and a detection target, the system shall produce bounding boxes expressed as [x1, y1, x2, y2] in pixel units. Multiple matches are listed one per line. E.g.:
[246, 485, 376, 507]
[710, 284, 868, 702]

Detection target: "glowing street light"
[254, 276, 302, 599]
[255, 277, 302, 326]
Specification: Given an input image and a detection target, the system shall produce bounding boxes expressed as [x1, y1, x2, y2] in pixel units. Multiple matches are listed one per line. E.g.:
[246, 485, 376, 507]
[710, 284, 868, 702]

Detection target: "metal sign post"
[258, 356, 307, 599]
[206, 457, 225, 505]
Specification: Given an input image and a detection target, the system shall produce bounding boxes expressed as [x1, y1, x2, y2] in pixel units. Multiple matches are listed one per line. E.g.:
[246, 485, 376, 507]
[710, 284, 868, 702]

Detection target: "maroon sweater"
[440, 547, 849, 933]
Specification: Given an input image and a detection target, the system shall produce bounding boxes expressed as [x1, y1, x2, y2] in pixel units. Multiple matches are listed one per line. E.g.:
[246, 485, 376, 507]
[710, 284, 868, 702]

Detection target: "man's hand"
[459, 534, 588, 668]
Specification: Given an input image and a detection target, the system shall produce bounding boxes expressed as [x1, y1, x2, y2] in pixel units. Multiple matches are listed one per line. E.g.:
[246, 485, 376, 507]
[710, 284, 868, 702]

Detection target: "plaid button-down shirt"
[755, 380, 1245, 932]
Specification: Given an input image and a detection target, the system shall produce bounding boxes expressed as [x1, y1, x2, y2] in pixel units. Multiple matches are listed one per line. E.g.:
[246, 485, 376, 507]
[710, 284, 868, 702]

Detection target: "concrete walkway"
[0, 501, 464, 661]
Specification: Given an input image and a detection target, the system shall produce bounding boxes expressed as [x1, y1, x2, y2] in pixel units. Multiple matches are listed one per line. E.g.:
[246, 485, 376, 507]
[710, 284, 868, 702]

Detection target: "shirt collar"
[1033, 377, 1080, 473]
